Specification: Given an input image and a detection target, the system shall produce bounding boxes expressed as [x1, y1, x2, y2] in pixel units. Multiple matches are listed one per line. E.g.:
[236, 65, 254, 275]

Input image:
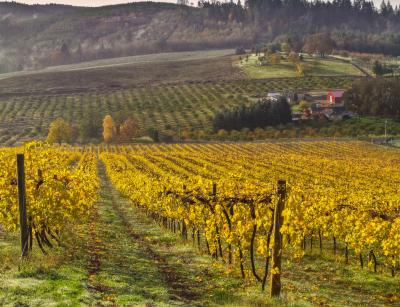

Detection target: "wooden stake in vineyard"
[270, 179, 286, 298]
[17, 154, 29, 257]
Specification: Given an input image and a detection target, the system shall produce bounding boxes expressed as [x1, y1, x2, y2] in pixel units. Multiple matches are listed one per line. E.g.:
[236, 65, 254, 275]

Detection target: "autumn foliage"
[103, 115, 117, 143]
[118, 117, 139, 143]
[103, 115, 138, 143]
[47, 118, 74, 144]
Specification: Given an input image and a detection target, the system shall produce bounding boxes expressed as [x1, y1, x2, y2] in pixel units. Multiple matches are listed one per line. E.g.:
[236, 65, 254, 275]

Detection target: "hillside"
[0, 50, 240, 96]
[0, 2, 255, 73]
[0, 45, 365, 146]
[1, 1, 400, 73]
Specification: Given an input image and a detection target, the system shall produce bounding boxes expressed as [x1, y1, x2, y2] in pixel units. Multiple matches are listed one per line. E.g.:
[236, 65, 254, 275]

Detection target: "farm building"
[321, 105, 351, 121]
[296, 90, 351, 121]
[266, 92, 296, 103]
[267, 92, 283, 101]
[326, 90, 345, 105]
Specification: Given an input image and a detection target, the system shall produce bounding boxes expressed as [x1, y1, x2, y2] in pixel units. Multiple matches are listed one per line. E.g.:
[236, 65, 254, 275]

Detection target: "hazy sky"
[12, 0, 178, 6]
[10, 0, 400, 7]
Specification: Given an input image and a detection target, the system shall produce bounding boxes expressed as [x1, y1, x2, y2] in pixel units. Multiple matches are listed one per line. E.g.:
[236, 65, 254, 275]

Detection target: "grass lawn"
[0, 227, 94, 306]
[239, 54, 365, 79]
[389, 140, 400, 147]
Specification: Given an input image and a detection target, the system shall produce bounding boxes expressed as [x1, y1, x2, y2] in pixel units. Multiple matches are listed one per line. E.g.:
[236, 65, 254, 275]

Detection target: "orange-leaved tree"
[118, 117, 139, 143]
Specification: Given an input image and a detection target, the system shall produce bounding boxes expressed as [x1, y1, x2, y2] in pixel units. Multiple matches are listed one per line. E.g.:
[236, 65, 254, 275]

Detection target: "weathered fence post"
[212, 183, 217, 197]
[17, 154, 29, 257]
[270, 179, 286, 298]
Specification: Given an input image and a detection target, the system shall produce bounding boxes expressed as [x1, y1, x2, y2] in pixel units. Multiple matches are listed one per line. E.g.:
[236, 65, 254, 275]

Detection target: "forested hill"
[1, 0, 400, 73]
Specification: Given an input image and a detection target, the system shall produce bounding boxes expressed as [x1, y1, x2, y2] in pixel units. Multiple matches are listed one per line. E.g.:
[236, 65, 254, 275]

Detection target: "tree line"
[344, 78, 400, 117]
[199, 0, 400, 56]
[3, 0, 400, 72]
[200, 0, 400, 21]
[46, 115, 139, 144]
[212, 97, 292, 132]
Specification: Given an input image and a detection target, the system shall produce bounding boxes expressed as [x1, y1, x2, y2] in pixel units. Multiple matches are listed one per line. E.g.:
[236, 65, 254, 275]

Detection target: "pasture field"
[0, 140, 398, 306]
[0, 52, 242, 97]
[239, 55, 365, 79]
[0, 49, 235, 83]
[0, 76, 355, 146]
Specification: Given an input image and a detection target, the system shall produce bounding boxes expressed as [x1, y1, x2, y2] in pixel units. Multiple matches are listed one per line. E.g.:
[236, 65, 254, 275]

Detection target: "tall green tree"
[47, 118, 74, 144]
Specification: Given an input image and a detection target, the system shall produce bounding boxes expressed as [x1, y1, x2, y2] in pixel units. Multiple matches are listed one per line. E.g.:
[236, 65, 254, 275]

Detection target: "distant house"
[326, 90, 345, 105]
[293, 90, 351, 122]
[304, 93, 325, 104]
[267, 92, 282, 102]
[312, 52, 324, 58]
[310, 93, 351, 121]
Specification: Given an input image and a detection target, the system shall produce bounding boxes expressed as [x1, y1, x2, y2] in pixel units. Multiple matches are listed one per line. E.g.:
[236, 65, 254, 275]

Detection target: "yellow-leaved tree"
[47, 118, 73, 144]
[103, 115, 117, 143]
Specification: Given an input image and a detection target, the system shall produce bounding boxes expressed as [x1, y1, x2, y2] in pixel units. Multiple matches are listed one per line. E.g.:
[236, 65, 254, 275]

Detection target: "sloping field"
[0, 76, 355, 145]
[0, 55, 242, 97]
[0, 49, 235, 82]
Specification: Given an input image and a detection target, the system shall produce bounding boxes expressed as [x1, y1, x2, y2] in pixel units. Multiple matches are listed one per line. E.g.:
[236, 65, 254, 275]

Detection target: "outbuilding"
[327, 90, 345, 105]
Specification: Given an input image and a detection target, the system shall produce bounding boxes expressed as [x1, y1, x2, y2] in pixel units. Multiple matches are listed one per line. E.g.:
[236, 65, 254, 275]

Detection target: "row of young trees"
[213, 97, 292, 131]
[46, 115, 139, 144]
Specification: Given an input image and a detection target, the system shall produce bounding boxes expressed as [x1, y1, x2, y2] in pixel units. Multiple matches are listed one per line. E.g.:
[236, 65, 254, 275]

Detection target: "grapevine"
[101, 140, 400, 283]
[0, 142, 99, 253]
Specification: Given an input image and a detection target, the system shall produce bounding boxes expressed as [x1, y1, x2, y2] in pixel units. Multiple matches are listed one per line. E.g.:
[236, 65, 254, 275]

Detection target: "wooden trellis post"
[270, 179, 286, 298]
[17, 154, 29, 257]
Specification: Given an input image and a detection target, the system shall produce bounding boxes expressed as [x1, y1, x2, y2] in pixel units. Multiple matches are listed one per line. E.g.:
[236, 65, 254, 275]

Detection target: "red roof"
[328, 90, 344, 98]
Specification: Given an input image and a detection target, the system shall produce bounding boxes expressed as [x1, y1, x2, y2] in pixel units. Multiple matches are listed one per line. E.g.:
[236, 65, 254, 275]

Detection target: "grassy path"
[90, 162, 254, 306]
[86, 168, 171, 305]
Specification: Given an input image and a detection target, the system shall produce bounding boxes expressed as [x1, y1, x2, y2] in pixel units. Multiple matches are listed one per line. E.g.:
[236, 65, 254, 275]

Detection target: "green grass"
[389, 140, 400, 147]
[88, 167, 171, 305]
[0, 229, 94, 305]
[281, 252, 400, 306]
[239, 54, 365, 79]
[240, 56, 297, 78]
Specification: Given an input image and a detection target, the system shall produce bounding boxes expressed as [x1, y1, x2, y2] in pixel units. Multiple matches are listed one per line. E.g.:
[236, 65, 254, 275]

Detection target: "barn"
[326, 90, 345, 105]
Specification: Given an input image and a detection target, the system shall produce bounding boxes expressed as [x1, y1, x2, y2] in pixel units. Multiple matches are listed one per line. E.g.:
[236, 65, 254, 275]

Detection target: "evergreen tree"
[213, 97, 292, 131]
